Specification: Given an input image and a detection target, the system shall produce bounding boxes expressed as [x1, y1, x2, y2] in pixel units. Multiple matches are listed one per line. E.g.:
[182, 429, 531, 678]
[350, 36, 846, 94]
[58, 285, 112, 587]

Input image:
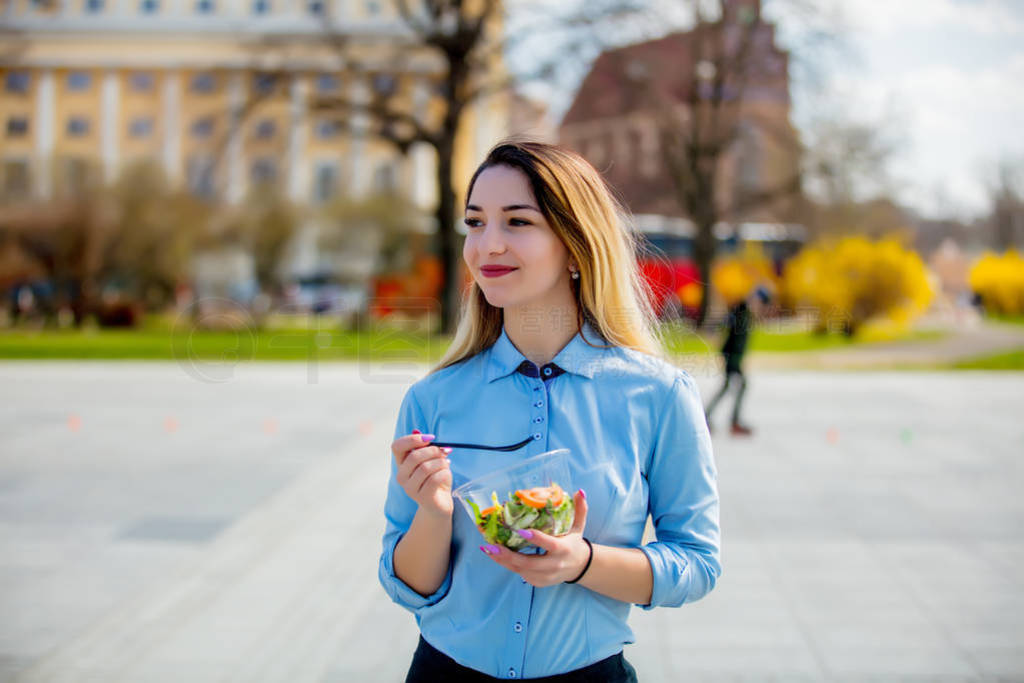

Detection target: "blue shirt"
[378, 321, 721, 679]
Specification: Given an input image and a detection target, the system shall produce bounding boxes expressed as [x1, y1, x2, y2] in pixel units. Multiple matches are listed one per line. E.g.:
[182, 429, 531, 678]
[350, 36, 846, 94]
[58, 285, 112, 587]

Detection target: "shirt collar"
[486, 320, 608, 383]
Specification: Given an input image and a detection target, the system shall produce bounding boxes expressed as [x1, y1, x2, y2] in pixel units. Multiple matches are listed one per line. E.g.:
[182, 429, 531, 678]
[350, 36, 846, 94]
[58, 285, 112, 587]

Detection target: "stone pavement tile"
[320, 603, 419, 683]
[970, 647, 1024, 680]
[975, 541, 1024, 584]
[627, 607, 681, 683]
[817, 645, 981, 680]
[10, 424, 386, 683]
[666, 645, 825, 680]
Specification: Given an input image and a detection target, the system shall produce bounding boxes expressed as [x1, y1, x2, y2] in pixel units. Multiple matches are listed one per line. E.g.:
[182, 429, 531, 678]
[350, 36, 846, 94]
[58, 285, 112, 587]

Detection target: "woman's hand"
[391, 430, 454, 518]
[479, 490, 590, 587]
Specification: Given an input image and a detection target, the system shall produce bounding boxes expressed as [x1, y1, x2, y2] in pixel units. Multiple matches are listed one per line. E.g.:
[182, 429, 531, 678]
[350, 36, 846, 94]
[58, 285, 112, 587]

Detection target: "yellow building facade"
[0, 0, 508, 213]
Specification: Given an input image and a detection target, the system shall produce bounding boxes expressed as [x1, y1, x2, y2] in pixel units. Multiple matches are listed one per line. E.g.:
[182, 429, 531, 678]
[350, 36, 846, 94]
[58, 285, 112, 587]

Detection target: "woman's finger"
[569, 489, 588, 535]
[392, 433, 437, 466]
[399, 445, 444, 480]
[416, 459, 452, 496]
[512, 528, 557, 552]
[407, 453, 446, 493]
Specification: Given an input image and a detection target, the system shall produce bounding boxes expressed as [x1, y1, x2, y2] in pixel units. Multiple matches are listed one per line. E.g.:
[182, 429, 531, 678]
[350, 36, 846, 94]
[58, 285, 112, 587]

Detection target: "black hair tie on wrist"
[564, 537, 593, 584]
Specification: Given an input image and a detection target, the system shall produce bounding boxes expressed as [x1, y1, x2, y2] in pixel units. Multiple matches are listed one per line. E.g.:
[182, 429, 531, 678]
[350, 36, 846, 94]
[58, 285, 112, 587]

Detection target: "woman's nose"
[479, 223, 506, 255]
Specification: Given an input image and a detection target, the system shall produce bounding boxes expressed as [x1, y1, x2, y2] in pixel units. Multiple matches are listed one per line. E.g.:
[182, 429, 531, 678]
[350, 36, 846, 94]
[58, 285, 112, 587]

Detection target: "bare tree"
[298, 0, 650, 333]
[988, 160, 1024, 250]
[618, 0, 808, 326]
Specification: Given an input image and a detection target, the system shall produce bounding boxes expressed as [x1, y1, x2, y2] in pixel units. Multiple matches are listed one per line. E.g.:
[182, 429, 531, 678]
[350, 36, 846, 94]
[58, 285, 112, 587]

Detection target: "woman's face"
[463, 165, 574, 312]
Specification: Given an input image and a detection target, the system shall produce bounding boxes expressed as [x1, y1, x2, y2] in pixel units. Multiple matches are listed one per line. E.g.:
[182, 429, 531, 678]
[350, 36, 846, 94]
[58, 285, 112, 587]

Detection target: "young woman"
[379, 141, 720, 682]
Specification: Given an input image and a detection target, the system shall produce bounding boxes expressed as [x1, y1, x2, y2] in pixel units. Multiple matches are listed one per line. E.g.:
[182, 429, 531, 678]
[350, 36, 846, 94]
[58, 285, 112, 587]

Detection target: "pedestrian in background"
[704, 286, 771, 437]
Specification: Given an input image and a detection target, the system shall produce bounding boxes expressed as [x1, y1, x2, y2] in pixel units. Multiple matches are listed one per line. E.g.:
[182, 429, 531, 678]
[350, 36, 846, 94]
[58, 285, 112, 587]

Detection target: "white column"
[162, 70, 181, 184]
[35, 69, 55, 199]
[411, 78, 435, 210]
[101, 69, 120, 183]
[348, 75, 370, 198]
[227, 71, 244, 202]
[288, 73, 308, 202]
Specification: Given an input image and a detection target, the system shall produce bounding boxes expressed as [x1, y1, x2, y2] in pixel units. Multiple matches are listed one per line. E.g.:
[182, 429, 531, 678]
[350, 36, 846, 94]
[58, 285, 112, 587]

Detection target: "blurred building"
[558, 0, 803, 250]
[0, 0, 506, 212]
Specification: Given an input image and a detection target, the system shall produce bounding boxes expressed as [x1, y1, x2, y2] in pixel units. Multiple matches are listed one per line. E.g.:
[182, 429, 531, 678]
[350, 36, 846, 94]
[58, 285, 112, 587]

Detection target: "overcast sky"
[787, 0, 1024, 219]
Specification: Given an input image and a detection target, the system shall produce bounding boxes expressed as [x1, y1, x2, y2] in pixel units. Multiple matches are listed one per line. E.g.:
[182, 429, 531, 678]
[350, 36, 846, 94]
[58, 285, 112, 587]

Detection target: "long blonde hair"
[431, 140, 665, 374]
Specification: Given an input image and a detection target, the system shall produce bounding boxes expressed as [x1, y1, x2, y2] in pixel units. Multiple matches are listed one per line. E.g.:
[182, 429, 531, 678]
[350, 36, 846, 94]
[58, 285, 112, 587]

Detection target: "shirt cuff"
[635, 541, 690, 611]
[378, 533, 453, 612]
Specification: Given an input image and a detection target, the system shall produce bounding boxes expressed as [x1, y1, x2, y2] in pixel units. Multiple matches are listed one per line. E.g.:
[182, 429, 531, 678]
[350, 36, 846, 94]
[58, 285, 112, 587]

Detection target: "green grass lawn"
[989, 314, 1024, 327]
[949, 348, 1024, 370]
[0, 326, 455, 363]
[0, 318, 946, 362]
[659, 325, 945, 355]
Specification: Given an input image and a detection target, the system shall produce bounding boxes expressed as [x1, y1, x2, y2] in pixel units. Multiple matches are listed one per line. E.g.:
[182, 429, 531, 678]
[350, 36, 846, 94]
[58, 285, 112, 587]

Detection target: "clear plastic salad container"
[452, 448, 575, 553]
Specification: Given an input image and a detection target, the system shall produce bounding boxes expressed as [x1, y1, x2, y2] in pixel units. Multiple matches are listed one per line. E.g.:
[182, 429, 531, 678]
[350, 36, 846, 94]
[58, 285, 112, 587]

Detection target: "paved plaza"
[1, 360, 1022, 682]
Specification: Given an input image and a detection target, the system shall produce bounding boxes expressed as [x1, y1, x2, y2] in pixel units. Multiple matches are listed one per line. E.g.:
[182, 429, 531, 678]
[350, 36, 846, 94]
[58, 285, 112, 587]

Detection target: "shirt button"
[513, 621, 523, 633]
[534, 401, 543, 408]
[533, 386, 541, 392]
[533, 416, 543, 423]
[543, 367, 552, 376]
[508, 668, 517, 678]
[532, 433, 541, 440]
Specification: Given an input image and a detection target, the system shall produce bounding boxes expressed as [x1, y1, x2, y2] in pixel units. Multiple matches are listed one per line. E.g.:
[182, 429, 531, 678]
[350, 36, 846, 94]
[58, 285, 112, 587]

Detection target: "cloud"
[848, 0, 1024, 36]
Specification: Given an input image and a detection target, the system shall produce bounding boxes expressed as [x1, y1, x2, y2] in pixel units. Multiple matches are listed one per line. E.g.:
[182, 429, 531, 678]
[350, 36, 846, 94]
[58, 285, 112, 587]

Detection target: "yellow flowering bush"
[711, 243, 777, 306]
[782, 236, 933, 336]
[969, 250, 1024, 315]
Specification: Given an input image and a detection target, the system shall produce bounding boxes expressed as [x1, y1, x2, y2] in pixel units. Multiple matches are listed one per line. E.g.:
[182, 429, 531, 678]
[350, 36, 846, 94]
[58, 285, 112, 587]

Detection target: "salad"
[468, 482, 575, 550]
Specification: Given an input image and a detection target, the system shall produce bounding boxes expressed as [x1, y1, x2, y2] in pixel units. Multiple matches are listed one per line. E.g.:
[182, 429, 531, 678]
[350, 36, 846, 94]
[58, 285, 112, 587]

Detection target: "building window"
[252, 0, 269, 13]
[251, 158, 277, 186]
[187, 157, 216, 199]
[86, 0, 105, 12]
[68, 71, 92, 92]
[140, 0, 159, 12]
[129, 117, 154, 138]
[313, 163, 338, 203]
[196, 0, 214, 12]
[2, 160, 31, 199]
[6, 117, 29, 137]
[316, 74, 338, 93]
[253, 73, 276, 95]
[254, 119, 276, 139]
[5, 72, 31, 94]
[315, 119, 339, 139]
[373, 161, 396, 194]
[191, 117, 214, 138]
[191, 73, 216, 93]
[67, 117, 90, 137]
[130, 72, 154, 92]
[307, 0, 323, 15]
[371, 73, 396, 97]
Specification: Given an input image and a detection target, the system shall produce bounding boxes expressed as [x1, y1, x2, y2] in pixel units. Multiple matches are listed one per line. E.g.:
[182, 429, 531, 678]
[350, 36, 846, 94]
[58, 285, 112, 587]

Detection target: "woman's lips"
[480, 266, 517, 278]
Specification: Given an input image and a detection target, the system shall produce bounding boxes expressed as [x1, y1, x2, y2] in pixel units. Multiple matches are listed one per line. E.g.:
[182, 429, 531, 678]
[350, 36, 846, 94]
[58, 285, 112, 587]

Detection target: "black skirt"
[405, 634, 639, 682]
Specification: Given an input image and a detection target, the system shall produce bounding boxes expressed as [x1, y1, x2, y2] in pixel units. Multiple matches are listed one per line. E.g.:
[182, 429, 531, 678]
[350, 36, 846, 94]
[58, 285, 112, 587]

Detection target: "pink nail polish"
[421, 434, 436, 442]
[480, 545, 490, 555]
[579, 489, 586, 500]
[515, 529, 533, 539]
[412, 429, 421, 434]
[442, 447, 452, 454]
[486, 544, 501, 554]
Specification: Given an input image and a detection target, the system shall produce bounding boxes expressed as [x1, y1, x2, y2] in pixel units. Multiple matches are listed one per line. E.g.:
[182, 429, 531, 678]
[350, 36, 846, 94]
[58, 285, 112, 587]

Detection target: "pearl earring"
[570, 269, 580, 280]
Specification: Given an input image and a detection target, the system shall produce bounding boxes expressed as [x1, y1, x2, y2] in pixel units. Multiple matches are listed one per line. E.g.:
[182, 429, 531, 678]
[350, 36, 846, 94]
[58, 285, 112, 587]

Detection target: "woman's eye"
[463, 217, 483, 228]
[508, 218, 532, 227]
